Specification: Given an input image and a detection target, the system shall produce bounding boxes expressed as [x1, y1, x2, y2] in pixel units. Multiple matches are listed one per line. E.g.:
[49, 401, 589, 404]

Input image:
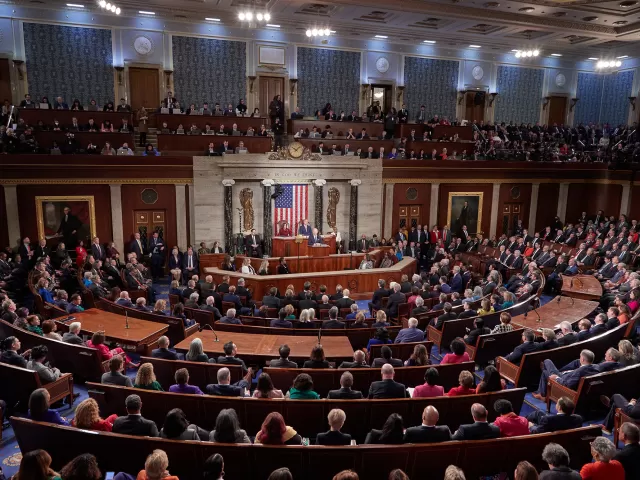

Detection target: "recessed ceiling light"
[551, 53, 562, 57]
[330, 30, 336, 33]
[511, 49, 518, 52]
[266, 24, 280, 28]
[139, 11, 155, 15]
[616, 55, 628, 58]
[423, 40, 436, 44]
[205, 18, 220, 22]
[375, 35, 388, 39]
[469, 45, 481, 48]
[66, 3, 84, 7]
[588, 57, 598, 60]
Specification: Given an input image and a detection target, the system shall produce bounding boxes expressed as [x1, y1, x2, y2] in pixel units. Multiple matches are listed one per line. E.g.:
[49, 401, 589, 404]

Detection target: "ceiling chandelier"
[514, 49, 539, 58]
[306, 28, 331, 37]
[596, 60, 622, 69]
[98, 0, 121, 14]
[238, 11, 271, 21]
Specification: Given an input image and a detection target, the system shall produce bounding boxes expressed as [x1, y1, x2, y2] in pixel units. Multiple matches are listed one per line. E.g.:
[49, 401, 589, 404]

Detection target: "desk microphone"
[125, 310, 130, 329]
[199, 323, 219, 342]
[317, 328, 322, 345]
[531, 297, 542, 323]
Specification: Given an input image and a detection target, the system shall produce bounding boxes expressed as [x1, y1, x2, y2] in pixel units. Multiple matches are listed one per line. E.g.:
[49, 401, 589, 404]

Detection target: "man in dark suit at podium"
[308, 228, 323, 246]
[299, 219, 312, 236]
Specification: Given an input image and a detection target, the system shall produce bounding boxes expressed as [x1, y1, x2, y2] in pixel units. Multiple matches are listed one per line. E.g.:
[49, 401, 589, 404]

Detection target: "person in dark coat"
[403, 406, 452, 443]
[451, 403, 500, 440]
[316, 408, 352, 446]
[539, 443, 582, 480]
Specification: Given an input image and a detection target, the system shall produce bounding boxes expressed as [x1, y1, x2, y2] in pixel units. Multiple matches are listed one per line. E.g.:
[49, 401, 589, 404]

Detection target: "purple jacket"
[169, 384, 204, 395]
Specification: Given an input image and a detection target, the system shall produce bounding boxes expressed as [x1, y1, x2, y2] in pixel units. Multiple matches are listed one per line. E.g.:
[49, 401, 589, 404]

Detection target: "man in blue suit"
[129, 232, 146, 260]
[532, 349, 598, 400]
[394, 317, 425, 343]
[504, 330, 538, 365]
[527, 396, 583, 433]
[308, 227, 323, 246]
[148, 231, 165, 281]
[450, 265, 464, 294]
[181, 246, 199, 282]
[298, 218, 312, 236]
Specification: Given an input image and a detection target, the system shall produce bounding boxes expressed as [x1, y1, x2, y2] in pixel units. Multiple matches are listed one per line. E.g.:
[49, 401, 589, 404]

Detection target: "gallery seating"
[139, 356, 243, 390]
[85, 381, 527, 442]
[10, 418, 599, 480]
[368, 341, 433, 364]
[465, 329, 525, 366]
[0, 362, 75, 411]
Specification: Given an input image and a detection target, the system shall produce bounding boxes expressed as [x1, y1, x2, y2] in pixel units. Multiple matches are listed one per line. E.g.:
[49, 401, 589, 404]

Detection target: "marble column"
[383, 183, 394, 239]
[3, 185, 20, 246]
[262, 179, 275, 256]
[109, 184, 124, 255]
[489, 183, 501, 238]
[557, 183, 570, 222]
[188, 184, 195, 247]
[222, 179, 235, 254]
[349, 179, 361, 251]
[528, 183, 540, 231]
[429, 183, 440, 228]
[313, 179, 326, 234]
[175, 184, 187, 250]
[620, 183, 631, 216]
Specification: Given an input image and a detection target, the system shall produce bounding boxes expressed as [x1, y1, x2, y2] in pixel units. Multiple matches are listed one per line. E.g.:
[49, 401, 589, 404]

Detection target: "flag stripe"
[274, 184, 308, 233]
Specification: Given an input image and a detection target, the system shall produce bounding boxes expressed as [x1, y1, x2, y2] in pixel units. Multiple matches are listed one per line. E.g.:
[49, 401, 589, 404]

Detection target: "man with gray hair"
[452, 403, 500, 440]
[112, 394, 159, 437]
[338, 350, 368, 369]
[116, 291, 134, 308]
[151, 335, 179, 360]
[206, 367, 249, 397]
[540, 443, 581, 479]
[557, 321, 578, 346]
[219, 308, 241, 325]
[395, 317, 425, 343]
[412, 296, 428, 316]
[136, 296, 151, 312]
[327, 372, 364, 399]
[613, 422, 640, 479]
[368, 364, 409, 399]
[185, 292, 200, 308]
[323, 306, 345, 329]
[200, 295, 222, 320]
[62, 321, 83, 344]
[533, 349, 598, 400]
[385, 282, 406, 318]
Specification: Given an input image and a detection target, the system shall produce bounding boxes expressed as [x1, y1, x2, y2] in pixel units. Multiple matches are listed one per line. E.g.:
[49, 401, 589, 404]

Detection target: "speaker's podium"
[272, 235, 336, 257]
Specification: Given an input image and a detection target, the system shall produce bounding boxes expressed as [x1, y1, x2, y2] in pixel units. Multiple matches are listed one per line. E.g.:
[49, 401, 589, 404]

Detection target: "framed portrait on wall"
[35, 196, 96, 249]
[447, 192, 484, 235]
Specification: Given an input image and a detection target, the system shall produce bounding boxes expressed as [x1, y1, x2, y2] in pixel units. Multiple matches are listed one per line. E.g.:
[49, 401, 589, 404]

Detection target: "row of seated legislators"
[306, 142, 467, 160]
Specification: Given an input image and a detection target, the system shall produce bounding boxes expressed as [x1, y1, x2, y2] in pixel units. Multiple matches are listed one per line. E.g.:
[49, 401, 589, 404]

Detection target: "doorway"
[128, 67, 160, 111]
[501, 203, 523, 237]
[370, 84, 393, 116]
[397, 205, 422, 235]
[133, 210, 166, 248]
[548, 96, 567, 125]
[464, 90, 486, 123]
[259, 76, 285, 126]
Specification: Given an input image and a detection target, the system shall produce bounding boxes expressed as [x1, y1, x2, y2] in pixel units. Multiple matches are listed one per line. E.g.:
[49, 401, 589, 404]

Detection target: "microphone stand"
[200, 323, 219, 342]
[125, 310, 129, 329]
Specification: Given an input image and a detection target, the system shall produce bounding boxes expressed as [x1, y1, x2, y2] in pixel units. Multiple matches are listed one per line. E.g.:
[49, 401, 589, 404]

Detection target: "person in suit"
[613, 422, 640, 480]
[276, 257, 290, 274]
[111, 394, 159, 437]
[62, 321, 84, 344]
[308, 228, 323, 246]
[385, 283, 405, 319]
[589, 313, 608, 336]
[434, 303, 458, 330]
[269, 344, 298, 368]
[270, 308, 293, 328]
[57, 206, 82, 248]
[403, 406, 452, 443]
[148, 231, 166, 281]
[101, 355, 134, 387]
[316, 408, 353, 446]
[244, 229, 262, 258]
[335, 289, 355, 310]
[368, 364, 409, 399]
[219, 308, 242, 325]
[504, 330, 539, 365]
[463, 317, 491, 346]
[368, 279, 390, 314]
[601, 394, 640, 433]
[151, 336, 179, 360]
[26, 345, 61, 385]
[298, 219, 312, 236]
[214, 341, 251, 377]
[337, 350, 369, 369]
[322, 306, 345, 329]
[200, 295, 222, 321]
[298, 291, 317, 311]
[181, 246, 199, 282]
[394, 317, 425, 343]
[205, 367, 250, 397]
[372, 345, 403, 368]
[327, 371, 364, 399]
[539, 443, 582, 480]
[527, 396, 583, 434]
[115, 291, 135, 308]
[556, 321, 578, 346]
[532, 349, 598, 400]
[129, 232, 146, 260]
[452, 403, 500, 440]
[262, 287, 281, 308]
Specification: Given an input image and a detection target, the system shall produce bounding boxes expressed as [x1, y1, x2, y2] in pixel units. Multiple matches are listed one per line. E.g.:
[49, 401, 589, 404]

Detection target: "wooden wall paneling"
[392, 184, 431, 234]
[566, 183, 623, 223]
[497, 183, 532, 238]
[535, 183, 560, 233]
[0, 186, 9, 249]
[628, 185, 640, 220]
[120, 185, 177, 254]
[15, 185, 112, 244]
[437, 184, 493, 236]
[128, 67, 160, 111]
[0, 59, 12, 105]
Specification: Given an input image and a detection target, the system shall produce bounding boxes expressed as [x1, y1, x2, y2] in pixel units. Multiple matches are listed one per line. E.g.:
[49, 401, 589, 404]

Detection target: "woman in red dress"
[75, 239, 87, 268]
[278, 222, 292, 237]
[86, 331, 137, 368]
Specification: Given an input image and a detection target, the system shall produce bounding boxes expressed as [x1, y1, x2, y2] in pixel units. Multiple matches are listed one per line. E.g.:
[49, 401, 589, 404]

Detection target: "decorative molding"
[261, 179, 276, 187]
[313, 179, 327, 187]
[0, 178, 193, 185]
[350, 179, 362, 187]
[382, 178, 631, 185]
[222, 179, 236, 187]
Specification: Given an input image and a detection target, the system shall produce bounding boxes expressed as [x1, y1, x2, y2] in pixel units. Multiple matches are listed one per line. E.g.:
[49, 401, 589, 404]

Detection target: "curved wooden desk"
[511, 296, 599, 331]
[203, 256, 416, 297]
[561, 275, 603, 301]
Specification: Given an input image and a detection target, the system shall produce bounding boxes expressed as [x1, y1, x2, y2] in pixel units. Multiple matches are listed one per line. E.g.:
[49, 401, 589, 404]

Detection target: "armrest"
[44, 372, 74, 405]
[427, 325, 442, 345]
[465, 343, 476, 360]
[547, 377, 578, 412]
[497, 356, 518, 384]
[185, 323, 200, 336]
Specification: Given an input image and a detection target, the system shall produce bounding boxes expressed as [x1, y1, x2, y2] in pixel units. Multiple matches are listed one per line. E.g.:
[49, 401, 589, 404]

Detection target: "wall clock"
[555, 73, 566, 87]
[134, 36, 153, 56]
[472, 65, 484, 81]
[376, 57, 390, 73]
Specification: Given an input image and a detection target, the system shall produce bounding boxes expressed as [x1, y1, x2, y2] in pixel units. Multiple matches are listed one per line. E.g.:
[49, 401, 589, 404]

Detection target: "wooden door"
[0, 59, 13, 104]
[548, 96, 567, 125]
[129, 67, 160, 111]
[464, 91, 485, 123]
[259, 76, 284, 125]
[397, 205, 421, 236]
[501, 203, 523, 237]
[134, 210, 166, 247]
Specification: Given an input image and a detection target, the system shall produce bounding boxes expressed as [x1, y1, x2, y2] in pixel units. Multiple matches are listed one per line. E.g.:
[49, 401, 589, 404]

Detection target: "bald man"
[367, 364, 409, 399]
[452, 403, 500, 440]
[403, 406, 452, 443]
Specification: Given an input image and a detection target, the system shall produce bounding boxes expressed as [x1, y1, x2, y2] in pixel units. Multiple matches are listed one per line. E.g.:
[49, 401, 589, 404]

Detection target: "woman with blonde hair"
[153, 299, 167, 315]
[307, 308, 316, 321]
[477, 298, 494, 316]
[240, 257, 256, 275]
[134, 363, 164, 391]
[258, 259, 269, 275]
[373, 309, 390, 327]
[137, 449, 179, 480]
[72, 397, 118, 432]
[186, 337, 208, 362]
[618, 339, 639, 366]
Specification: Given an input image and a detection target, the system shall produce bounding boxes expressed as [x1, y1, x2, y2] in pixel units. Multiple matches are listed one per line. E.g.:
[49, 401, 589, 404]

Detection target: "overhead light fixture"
[423, 40, 436, 44]
[375, 35, 388, 39]
[205, 18, 220, 22]
[66, 3, 85, 7]
[551, 53, 562, 57]
[616, 55, 628, 59]
[469, 45, 481, 48]
[139, 10, 155, 15]
[98, 0, 120, 14]
[306, 28, 331, 37]
[596, 59, 622, 69]
[511, 49, 518, 52]
[266, 24, 280, 28]
[588, 57, 598, 60]
[514, 49, 540, 58]
[238, 11, 270, 22]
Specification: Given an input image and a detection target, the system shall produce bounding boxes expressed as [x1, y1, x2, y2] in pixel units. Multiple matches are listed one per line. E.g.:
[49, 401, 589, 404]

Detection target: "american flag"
[274, 184, 308, 232]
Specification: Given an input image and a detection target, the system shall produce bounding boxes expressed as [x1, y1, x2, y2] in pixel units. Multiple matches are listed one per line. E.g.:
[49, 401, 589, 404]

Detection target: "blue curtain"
[600, 70, 633, 126]
[494, 66, 544, 124]
[573, 72, 604, 126]
[404, 57, 459, 121]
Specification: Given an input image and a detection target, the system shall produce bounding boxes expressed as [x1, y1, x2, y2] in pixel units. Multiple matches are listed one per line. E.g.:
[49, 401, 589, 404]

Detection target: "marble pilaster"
[4, 185, 20, 247]
[175, 184, 187, 250]
[489, 183, 501, 238]
[620, 183, 631, 216]
[349, 179, 361, 251]
[384, 183, 394, 239]
[528, 183, 540, 231]
[188, 185, 195, 247]
[429, 183, 440, 229]
[557, 183, 570, 222]
[313, 179, 326, 234]
[222, 179, 235, 254]
[262, 179, 275, 256]
[109, 184, 124, 255]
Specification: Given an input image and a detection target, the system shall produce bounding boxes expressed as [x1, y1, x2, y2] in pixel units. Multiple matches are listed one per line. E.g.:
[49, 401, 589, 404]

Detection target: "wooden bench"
[10, 418, 599, 480]
[139, 356, 243, 391]
[264, 361, 473, 398]
[96, 299, 200, 346]
[85, 381, 526, 443]
[369, 341, 433, 365]
[465, 329, 525, 366]
[0, 319, 109, 382]
[497, 322, 632, 389]
[0, 362, 75, 410]
[547, 363, 640, 415]
[613, 408, 640, 446]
